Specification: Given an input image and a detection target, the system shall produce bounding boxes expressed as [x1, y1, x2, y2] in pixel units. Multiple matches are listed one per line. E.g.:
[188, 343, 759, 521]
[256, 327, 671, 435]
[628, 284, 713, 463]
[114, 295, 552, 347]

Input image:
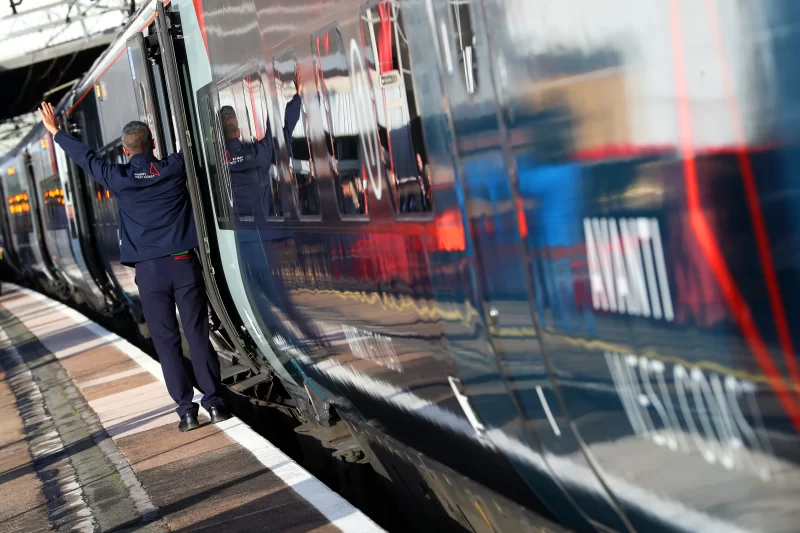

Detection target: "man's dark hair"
[219, 106, 239, 139]
[121, 121, 153, 155]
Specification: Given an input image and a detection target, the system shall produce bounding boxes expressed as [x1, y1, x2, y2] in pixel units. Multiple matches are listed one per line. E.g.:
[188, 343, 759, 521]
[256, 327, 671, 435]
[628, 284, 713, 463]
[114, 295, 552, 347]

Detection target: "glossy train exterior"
[1, 1, 799, 532]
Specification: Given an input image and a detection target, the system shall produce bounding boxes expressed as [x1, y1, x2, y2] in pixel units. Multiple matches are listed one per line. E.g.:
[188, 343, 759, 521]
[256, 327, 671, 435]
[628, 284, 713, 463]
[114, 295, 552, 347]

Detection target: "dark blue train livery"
[2, 0, 799, 532]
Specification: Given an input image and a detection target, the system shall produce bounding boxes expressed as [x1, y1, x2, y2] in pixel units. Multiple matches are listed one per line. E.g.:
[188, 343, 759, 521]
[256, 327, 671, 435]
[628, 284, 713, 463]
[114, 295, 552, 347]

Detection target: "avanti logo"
[584, 217, 673, 322]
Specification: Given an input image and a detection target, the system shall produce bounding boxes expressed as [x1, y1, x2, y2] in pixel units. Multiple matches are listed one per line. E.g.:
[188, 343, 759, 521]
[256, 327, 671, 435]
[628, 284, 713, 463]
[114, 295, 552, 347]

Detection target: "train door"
[0, 172, 23, 279]
[23, 150, 61, 289]
[29, 132, 91, 300]
[60, 103, 124, 315]
[414, 1, 636, 531]
[3, 157, 39, 280]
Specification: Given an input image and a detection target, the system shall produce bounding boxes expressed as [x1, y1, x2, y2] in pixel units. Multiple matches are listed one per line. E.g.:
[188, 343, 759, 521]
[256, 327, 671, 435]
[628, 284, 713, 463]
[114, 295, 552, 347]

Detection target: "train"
[2, 0, 800, 531]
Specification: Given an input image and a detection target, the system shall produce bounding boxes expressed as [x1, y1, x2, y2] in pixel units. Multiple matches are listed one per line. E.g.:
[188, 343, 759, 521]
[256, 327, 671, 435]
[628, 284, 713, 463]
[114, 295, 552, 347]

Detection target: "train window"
[115, 144, 127, 165]
[448, 0, 480, 95]
[44, 135, 57, 176]
[138, 83, 163, 159]
[360, 1, 433, 215]
[7, 189, 30, 217]
[246, 71, 284, 218]
[244, 74, 264, 140]
[83, 142, 117, 233]
[228, 77, 260, 222]
[273, 49, 320, 217]
[210, 85, 234, 221]
[225, 75, 285, 222]
[314, 27, 367, 216]
[41, 176, 67, 230]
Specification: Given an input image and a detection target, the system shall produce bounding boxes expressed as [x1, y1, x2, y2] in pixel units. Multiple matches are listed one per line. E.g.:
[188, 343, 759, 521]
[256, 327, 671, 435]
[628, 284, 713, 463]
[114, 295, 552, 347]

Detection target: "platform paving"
[0, 284, 383, 533]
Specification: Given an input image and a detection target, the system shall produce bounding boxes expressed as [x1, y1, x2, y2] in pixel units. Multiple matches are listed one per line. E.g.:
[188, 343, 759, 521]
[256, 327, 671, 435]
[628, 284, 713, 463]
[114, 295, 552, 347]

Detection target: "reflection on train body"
[5, 0, 800, 532]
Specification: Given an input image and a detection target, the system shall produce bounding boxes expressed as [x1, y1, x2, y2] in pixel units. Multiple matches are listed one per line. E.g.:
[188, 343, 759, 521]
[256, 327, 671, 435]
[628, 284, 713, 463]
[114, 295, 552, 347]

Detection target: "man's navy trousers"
[135, 252, 224, 417]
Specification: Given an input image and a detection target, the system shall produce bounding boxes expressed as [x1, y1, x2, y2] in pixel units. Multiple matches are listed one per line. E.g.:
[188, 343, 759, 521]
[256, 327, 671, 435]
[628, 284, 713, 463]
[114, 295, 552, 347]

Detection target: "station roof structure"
[0, 0, 130, 153]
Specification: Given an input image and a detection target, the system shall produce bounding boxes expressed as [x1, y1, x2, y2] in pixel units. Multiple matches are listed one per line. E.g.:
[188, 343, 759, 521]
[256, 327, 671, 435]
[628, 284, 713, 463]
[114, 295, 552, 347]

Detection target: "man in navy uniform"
[38, 101, 230, 432]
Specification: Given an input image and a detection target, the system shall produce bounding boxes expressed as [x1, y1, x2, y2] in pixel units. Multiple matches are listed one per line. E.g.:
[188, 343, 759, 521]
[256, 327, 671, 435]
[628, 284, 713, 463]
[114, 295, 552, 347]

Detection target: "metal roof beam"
[4, 13, 111, 39]
[0, 0, 71, 21]
[0, 32, 117, 70]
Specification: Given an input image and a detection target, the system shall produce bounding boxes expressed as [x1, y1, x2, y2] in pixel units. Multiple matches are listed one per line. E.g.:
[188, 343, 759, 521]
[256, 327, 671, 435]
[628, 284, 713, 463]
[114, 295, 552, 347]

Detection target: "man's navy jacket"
[54, 131, 198, 266]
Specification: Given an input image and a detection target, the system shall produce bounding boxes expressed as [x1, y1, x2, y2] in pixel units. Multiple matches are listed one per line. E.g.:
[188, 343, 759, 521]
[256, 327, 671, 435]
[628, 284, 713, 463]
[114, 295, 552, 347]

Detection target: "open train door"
[403, 0, 635, 531]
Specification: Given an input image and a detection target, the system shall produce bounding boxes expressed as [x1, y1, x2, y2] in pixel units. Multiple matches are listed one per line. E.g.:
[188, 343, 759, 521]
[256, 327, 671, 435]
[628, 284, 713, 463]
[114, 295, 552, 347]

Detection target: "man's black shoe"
[209, 406, 232, 424]
[178, 413, 200, 432]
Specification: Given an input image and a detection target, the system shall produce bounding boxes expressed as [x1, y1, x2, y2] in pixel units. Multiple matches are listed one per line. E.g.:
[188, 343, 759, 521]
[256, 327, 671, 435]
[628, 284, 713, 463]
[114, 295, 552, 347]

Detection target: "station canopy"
[0, 0, 130, 152]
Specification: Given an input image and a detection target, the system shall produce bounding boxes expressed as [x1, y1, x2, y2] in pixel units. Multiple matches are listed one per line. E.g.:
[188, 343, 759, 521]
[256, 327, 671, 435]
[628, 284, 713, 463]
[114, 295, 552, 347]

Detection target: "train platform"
[0, 283, 384, 533]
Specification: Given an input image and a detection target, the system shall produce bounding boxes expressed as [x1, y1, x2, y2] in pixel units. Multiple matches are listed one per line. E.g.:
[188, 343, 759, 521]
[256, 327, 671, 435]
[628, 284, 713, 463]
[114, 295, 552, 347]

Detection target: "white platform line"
[6, 284, 384, 533]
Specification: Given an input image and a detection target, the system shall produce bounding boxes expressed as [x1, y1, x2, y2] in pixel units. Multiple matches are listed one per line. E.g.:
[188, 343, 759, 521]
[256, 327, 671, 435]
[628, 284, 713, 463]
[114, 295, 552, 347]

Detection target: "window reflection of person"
[341, 180, 360, 215]
[220, 69, 303, 222]
[314, 60, 336, 165]
[417, 153, 432, 208]
[314, 57, 341, 216]
[219, 106, 264, 221]
[314, 51, 364, 215]
[398, 152, 431, 213]
[278, 64, 315, 217]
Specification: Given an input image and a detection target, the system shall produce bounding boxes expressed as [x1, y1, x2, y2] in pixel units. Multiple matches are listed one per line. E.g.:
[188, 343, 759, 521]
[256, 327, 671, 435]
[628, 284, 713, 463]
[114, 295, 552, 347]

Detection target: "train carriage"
[2, 1, 800, 532]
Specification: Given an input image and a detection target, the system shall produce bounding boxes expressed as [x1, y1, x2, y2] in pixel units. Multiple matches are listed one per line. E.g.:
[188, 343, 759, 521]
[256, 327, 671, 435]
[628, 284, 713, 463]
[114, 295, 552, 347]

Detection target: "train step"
[221, 363, 250, 380]
[229, 371, 271, 392]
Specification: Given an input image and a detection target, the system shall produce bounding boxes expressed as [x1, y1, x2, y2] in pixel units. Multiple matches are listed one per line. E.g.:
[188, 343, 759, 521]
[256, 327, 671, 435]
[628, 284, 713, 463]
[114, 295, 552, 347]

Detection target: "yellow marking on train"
[296, 287, 481, 326]
[292, 287, 786, 386]
[554, 334, 800, 391]
[458, 322, 795, 389]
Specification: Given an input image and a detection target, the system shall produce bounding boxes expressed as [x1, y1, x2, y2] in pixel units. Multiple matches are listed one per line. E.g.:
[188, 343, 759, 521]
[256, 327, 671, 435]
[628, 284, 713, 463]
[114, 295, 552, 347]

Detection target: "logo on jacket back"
[225, 149, 243, 165]
[134, 162, 162, 179]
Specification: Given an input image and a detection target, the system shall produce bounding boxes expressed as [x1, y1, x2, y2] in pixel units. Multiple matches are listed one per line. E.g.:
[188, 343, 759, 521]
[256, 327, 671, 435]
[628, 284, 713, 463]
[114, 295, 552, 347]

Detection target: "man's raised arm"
[283, 94, 303, 145]
[38, 102, 116, 188]
[284, 65, 304, 147]
[258, 66, 304, 164]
